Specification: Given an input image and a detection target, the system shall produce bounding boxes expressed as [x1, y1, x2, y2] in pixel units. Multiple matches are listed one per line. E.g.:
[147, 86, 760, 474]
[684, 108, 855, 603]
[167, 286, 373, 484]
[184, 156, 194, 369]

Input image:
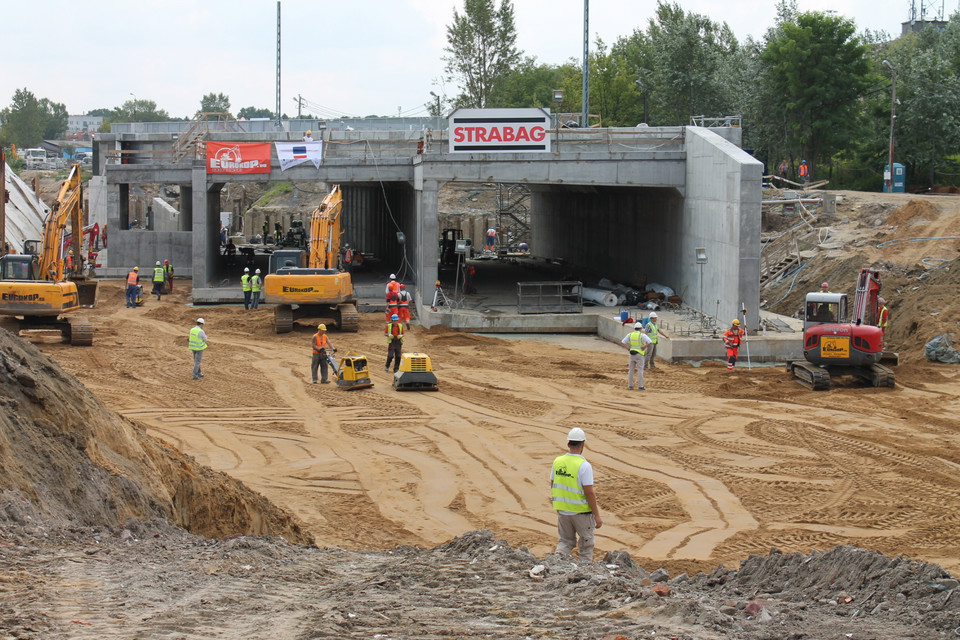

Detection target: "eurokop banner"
[448, 108, 551, 154]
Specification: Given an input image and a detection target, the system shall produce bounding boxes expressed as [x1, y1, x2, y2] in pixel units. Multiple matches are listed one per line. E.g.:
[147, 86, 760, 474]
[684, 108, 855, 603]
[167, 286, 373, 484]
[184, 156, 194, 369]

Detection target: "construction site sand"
[41, 264, 960, 580]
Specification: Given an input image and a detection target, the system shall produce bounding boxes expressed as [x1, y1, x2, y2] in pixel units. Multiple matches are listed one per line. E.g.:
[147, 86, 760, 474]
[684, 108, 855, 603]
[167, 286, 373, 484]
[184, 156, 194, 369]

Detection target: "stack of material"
[2, 163, 47, 252]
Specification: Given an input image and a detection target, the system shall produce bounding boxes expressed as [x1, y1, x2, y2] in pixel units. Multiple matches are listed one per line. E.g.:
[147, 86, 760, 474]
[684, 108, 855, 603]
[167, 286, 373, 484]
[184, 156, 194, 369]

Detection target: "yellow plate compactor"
[393, 353, 439, 391]
[336, 351, 374, 390]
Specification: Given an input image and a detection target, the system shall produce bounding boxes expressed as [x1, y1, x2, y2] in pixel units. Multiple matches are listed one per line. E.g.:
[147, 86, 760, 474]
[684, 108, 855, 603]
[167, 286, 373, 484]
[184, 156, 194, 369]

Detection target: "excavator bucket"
[74, 279, 98, 308]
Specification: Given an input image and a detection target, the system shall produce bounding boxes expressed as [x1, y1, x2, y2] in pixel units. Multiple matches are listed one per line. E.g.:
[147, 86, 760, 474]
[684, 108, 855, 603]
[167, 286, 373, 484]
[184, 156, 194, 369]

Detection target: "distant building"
[67, 115, 104, 134]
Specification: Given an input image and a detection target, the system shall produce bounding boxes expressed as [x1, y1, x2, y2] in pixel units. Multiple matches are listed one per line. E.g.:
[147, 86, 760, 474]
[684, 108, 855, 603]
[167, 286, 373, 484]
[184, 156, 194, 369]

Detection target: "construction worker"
[152, 261, 165, 301]
[550, 427, 602, 562]
[385, 313, 404, 373]
[125, 266, 140, 308]
[643, 311, 668, 370]
[397, 283, 412, 323]
[65, 250, 74, 271]
[241, 267, 252, 310]
[386, 288, 399, 322]
[250, 269, 262, 309]
[621, 322, 653, 390]
[311, 324, 336, 384]
[799, 160, 810, 184]
[189, 318, 208, 380]
[485, 227, 496, 253]
[303, 129, 313, 142]
[820, 282, 831, 293]
[164, 260, 174, 292]
[385, 273, 399, 300]
[723, 319, 746, 370]
[343, 243, 353, 274]
[877, 297, 889, 338]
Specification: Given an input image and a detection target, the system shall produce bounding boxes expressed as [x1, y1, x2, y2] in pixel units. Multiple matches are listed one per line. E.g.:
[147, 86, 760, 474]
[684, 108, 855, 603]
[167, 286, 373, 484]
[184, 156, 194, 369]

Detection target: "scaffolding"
[495, 184, 531, 252]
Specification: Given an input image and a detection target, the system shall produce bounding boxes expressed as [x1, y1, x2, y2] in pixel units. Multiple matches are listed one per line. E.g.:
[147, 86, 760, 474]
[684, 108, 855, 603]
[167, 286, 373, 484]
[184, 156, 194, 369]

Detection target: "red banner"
[206, 142, 271, 174]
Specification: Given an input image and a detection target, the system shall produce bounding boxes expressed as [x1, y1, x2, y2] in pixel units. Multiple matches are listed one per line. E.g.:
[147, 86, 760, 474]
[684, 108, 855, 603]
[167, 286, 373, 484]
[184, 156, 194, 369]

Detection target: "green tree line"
[443, 0, 960, 190]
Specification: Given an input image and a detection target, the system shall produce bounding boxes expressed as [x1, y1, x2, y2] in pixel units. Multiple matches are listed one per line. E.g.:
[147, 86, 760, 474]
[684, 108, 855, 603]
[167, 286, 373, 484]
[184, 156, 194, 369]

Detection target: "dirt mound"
[885, 199, 938, 227]
[0, 328, 311, 543]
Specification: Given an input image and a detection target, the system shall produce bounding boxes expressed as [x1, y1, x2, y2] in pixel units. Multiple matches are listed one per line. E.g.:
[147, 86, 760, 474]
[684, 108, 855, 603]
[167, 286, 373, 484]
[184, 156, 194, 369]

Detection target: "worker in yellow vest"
[241, 267, 251, 310]
[550, 427, 602, 562]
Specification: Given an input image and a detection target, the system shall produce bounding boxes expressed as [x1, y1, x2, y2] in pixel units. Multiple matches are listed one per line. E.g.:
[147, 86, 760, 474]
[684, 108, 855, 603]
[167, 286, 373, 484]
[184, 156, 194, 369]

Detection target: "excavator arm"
[38, 164, 84, 281]
[307, 185, 343, 269]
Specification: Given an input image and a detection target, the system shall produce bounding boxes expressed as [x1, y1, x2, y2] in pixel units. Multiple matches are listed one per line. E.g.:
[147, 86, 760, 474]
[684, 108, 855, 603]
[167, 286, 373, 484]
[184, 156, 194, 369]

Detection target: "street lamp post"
[129, 92, 137, 121]
[882, 60, 897, 192]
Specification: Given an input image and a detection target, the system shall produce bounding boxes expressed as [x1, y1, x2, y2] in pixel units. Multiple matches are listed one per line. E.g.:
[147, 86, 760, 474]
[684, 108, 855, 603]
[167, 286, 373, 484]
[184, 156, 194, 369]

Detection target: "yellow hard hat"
[317, 323, 326, 331]
[732, 319, 740, 326]
[133, 266, 139, 271]
[306, 130, 312, 135]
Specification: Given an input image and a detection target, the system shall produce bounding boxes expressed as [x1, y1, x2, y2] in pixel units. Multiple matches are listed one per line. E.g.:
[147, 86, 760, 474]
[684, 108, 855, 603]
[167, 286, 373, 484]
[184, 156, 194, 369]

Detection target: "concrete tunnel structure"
[88, 122, 762, 330]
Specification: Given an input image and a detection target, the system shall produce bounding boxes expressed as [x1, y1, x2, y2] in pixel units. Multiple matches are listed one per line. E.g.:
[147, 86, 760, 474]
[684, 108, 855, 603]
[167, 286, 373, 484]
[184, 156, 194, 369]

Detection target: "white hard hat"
[390, 273, 396, 280]
[197, 318, 204, 324]
[244, 267, 249, 272]
[255, 269, 261, 274]
[156, 261, 161, 266]
[649, 312, 658, 318]
[567, 427, 586, 442]
[878, 296, 886, 304]
[634, 322, 643, 329]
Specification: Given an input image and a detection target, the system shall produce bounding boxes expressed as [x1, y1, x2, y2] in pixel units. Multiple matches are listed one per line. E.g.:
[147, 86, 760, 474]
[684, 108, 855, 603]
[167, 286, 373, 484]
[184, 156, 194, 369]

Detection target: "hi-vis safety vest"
[153, 266, 165, 282]
[251, 275, 261, 292]
[385, 322, 404, 342]
[312, 332, 329, 354]
[647, 322, 659, 344]
[628, 331, 647, 355]
[551, 454, 590, 513]
[241, 273, 251, 291]
[126, 271, 138, 285]
[189, 326, 207, 351]
[877, 306, 889, 328]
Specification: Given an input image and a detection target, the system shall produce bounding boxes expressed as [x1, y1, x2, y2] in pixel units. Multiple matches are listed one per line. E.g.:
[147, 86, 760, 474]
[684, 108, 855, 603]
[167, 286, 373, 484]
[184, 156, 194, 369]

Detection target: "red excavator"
[786, 268, 896, 390]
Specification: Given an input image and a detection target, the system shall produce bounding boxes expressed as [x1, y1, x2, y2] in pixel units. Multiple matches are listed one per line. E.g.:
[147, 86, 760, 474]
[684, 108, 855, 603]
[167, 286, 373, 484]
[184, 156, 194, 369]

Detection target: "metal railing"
[517, 281, 583, 314]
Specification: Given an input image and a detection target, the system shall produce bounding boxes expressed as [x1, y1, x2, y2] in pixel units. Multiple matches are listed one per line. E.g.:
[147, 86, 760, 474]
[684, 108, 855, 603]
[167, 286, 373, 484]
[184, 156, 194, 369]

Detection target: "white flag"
[274, 141, 323, 171]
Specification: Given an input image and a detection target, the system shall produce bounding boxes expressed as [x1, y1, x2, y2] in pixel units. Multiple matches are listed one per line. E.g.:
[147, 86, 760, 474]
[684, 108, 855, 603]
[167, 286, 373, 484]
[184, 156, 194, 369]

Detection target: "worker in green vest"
[241, 267, 251, 310]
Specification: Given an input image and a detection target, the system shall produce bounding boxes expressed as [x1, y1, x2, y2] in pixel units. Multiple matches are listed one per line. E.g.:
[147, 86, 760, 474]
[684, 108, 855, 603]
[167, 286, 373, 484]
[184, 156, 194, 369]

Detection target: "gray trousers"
[645, 342, 657, 368]
[628, 352, 645, 389]
[192, 349, 204, 379]
[556, 512, 596, 562]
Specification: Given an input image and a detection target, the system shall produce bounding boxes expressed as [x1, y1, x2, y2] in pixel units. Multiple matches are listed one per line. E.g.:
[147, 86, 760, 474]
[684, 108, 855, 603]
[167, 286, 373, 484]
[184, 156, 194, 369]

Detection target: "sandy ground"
[37, 276, 960, 581]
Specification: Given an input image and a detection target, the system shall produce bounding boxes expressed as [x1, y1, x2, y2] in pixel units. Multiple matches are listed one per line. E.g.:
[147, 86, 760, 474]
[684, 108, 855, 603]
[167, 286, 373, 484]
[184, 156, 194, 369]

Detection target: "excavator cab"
[0, 254, 38, 281]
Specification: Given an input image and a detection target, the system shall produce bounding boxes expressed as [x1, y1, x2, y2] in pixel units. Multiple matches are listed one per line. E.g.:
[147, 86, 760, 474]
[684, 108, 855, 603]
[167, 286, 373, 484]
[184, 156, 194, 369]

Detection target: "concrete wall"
[531, 186, 682, 290]
[151, 197, 181, 232]
[108, 230, 192, 273]
[681, 128, 763, 330]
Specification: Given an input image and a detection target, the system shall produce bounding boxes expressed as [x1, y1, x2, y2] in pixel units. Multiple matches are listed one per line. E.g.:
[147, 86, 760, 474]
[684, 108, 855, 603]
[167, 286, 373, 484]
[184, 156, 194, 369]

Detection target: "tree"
[237, 106, 274, 120]
[645, 2, 740, 126]
[497, 57, 565, 109]
[200, 92, 231, 115]
[760, 12, 872, 179]
[443, 0, 521, 108]
[0, 88, 67, 147]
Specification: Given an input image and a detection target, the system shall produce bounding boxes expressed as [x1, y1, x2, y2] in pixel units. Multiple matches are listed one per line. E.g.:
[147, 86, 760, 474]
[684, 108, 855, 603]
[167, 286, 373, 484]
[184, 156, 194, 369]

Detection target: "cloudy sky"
[3, 0, 939, 120]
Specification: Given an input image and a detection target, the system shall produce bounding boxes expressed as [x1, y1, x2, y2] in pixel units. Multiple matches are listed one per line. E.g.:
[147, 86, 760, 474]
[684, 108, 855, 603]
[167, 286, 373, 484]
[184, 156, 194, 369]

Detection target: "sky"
[2, 0, 946, 121]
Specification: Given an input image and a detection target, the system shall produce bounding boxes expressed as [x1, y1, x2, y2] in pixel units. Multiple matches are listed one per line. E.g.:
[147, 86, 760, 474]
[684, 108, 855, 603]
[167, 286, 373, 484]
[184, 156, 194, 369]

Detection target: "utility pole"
[882, 60, 897, 192]
[430, 91, 441, 130]
[581, 0, 589, 128]
[297, 94, 302, 118]
[275, 1, 282, 128]
[1, 149, 6, 254]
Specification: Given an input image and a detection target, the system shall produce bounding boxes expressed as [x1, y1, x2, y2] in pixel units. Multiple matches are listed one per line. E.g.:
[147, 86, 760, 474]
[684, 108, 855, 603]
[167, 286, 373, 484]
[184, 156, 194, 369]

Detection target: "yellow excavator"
[0, 164, 97, 345]
[262, 185, 358, 333]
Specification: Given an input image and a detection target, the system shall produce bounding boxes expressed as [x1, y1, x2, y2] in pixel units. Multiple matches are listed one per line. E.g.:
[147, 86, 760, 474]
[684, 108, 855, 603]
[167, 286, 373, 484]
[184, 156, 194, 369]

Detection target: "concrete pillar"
[415, 171, 441, 317]
[191, 167, 211, 287]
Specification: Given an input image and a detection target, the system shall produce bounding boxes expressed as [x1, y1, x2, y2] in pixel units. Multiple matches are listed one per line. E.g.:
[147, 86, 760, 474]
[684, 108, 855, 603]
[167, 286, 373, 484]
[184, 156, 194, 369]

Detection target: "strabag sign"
[449, 108, 551, 153]
[206, 142, 271, 174]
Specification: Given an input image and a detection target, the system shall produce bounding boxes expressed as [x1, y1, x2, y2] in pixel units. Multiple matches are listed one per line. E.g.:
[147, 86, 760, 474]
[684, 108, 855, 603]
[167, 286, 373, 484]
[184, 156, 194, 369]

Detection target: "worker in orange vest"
[125, 266, 140, 308]
[311, 324, 336, 384]
[799, 160, 810, 184]
[722, 319, 745, 370]
[397, 284, 412, 323]
[385, 273, 399, 299]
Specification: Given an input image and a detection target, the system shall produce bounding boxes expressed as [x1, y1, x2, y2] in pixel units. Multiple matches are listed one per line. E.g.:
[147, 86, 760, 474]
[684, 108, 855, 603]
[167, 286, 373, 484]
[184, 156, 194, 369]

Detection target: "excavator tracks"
[864, 363, 896, 388]
[68, 321, 94, 346]
[274, 305, 294, 334]
[337, 304, 360, 332]
[787, 361, 831, 391]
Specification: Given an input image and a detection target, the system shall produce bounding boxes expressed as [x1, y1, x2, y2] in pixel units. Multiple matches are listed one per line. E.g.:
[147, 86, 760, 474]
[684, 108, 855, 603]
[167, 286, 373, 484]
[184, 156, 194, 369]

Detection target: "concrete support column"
[191, 167, 211, 288]
[414, 167, 440, 320]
